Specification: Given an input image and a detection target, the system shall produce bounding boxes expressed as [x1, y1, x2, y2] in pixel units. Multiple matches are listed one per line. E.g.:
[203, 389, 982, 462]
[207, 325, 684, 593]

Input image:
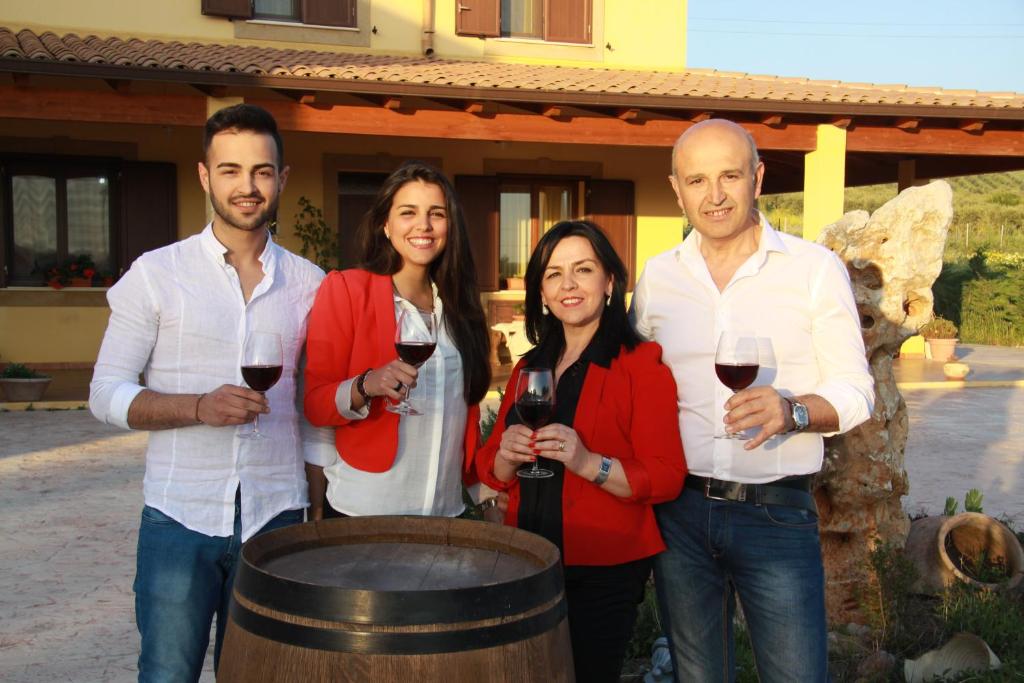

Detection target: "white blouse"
[325, 287, 469, 516]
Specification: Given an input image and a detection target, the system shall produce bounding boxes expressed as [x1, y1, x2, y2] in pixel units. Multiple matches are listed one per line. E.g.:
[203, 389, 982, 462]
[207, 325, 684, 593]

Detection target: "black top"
[506, 326, 619, 557]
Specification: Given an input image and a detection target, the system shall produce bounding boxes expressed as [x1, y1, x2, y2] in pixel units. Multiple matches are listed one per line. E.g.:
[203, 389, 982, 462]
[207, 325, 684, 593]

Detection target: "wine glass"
[713, 331, 759, 440]
[388, 308, 437, 416]
[238, 331, 283, 441]
[514, 367, 555, 479]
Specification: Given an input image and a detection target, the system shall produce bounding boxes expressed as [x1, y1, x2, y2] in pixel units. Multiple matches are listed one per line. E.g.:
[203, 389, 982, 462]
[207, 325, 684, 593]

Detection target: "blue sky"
[687, 0, 1024, 93]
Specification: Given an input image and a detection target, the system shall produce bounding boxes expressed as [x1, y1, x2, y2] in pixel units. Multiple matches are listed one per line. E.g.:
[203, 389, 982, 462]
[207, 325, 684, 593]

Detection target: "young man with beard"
[631, 119, 874, 682]
[90, 104, 331, 682]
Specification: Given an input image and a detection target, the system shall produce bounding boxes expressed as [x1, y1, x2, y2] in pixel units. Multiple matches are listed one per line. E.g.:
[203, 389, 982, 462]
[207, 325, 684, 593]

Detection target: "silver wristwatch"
[785, 397, 810, 432]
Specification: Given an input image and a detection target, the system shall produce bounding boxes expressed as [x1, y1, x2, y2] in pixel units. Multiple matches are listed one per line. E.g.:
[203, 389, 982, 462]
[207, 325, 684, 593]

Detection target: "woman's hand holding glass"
[494, 422, 592, 481]
[357, 360, 418, 407]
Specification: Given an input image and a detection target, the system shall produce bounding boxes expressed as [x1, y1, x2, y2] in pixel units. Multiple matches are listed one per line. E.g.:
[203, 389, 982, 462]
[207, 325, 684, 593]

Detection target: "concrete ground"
[1, 344, 1022, 682]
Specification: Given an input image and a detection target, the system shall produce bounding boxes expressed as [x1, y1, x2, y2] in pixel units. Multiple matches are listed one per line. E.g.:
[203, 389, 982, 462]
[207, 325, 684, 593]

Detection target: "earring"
[542, 303, 549, 316]
[605, 294, 611, 307]
[384, 229, 391, 240]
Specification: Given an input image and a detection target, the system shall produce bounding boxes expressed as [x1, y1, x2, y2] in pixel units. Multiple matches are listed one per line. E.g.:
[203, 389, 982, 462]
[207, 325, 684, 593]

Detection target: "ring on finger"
[558, 440, 566, 452]
[394, 381, 403, 391]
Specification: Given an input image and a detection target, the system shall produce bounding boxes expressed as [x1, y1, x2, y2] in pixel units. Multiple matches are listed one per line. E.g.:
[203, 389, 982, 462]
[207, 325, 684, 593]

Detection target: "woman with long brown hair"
[304, 161, 490, 518]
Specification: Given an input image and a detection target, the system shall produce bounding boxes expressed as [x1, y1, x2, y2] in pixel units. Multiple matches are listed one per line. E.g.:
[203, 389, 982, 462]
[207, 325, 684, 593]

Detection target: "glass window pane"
[501, 0, 542, 37]
[254, 0, 299, 20]
[11, 176, 57, 283]
[499, 190, 531, 279]
[67, 176, 112, 273]
[538, 185, 572, 234]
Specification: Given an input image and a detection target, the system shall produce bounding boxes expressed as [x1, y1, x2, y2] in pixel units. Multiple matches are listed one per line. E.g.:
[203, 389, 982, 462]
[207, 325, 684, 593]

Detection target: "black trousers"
[564, 556, 654, 683]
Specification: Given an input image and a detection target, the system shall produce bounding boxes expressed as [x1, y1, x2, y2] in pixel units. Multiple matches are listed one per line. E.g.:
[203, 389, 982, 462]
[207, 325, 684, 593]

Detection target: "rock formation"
[815, 180, 953, 623]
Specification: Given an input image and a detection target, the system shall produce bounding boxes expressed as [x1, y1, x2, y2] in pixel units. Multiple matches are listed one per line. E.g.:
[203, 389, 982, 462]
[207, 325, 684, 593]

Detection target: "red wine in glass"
[238, 331, 283, 441]
[241, 364, 283, 392]
[515, 368, 555, 479]
[388, 309, 437, 416]
[395, 342, 436, 367]
[714, 331, 759, 440]
[714, 363, 758, 392]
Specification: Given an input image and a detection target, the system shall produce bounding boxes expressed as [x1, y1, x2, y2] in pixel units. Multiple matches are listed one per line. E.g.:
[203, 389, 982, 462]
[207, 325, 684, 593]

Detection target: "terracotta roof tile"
[1, 27, 1022, 111]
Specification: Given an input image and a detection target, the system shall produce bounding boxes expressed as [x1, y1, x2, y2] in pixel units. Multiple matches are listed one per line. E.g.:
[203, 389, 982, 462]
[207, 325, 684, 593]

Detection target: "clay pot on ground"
[904, 632, 1001, 683]
[943, 361, 970, 381]
[926, 337, 958, 362]
[904, 512, 1024, 594]
[0, 377, 52, 402]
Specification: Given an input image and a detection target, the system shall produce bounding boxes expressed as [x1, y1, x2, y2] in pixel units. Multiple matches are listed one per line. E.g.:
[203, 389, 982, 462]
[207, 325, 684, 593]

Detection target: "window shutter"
[455, 175, 500, 292]
[585, 179, 635, 288]
[201, 0, 253, 19]
[544, 0, 591, 43]
[119, 162, 178, 275]
[303, 0, 357, 27]
[456, 0, 500, 38]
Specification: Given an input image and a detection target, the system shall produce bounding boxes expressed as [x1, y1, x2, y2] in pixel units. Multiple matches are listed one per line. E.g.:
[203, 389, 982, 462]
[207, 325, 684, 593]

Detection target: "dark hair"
[355, 161, 491, 404]
[204, 104, 284, 167]
[523, 220, 640, 354]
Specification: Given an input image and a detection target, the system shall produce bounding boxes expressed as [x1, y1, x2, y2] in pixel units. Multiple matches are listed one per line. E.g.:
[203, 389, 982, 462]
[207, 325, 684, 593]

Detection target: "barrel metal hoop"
[229, 594, 568, 655]
[233, 553, 564, 626]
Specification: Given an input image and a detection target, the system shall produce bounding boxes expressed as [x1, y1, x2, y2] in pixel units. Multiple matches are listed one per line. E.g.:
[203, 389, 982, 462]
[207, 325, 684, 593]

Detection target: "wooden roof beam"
[542, 104, 570, 120]
[958, 119, 986, 133]
[829, 116, 853, 129]
[760, 114, 785, 128]
[689, 111, 713, 122]
[12, 73, 30, 88]
[191, 84, 228, 98]
[464, 100, 496, 116]
[383, 96, 404, 111]
[104, 79, 131, 93]
[895, 117, 921, 131]
[274, 89, 318, 105]
[617, 108, 641, 121]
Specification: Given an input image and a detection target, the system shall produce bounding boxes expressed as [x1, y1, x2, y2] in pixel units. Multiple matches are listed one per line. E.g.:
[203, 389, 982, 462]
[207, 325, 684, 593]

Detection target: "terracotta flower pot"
[69, 277, 93, 287]
[926, 337, 958, 362]
[0, 377, 52, 402]
[904, 512, 1024, 594]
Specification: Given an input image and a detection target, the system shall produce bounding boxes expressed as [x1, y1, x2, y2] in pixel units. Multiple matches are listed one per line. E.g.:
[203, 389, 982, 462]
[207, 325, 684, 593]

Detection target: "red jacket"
[304, 270, 480, 477]
[476, 341, 686, 566]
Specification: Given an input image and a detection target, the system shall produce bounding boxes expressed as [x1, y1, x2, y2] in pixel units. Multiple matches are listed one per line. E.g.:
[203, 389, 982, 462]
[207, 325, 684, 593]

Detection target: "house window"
[457, 0, 592, 44]
[498, 180, 576, 280]
[4, 162, 114, 287]
[203, 0, 356, 28]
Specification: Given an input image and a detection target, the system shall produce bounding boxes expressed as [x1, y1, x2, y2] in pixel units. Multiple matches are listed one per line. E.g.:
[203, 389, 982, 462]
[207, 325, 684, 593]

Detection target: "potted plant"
[0, 362, 52, 402]
[44, 254, 109, 288]
[919, 316, 959, 362]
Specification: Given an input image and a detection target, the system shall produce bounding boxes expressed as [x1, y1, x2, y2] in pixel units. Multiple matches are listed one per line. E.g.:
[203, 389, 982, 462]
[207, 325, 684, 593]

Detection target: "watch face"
[793, 402, 810, 429]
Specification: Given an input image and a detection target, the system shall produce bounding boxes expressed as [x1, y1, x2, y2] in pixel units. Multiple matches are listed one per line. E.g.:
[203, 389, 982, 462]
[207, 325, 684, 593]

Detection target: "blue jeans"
[653, 488, 828, 683]
[133, 497, 304, 683]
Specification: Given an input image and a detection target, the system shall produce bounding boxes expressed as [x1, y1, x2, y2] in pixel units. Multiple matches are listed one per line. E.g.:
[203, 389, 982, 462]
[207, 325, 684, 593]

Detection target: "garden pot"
[69, 277, 92, 287]
[926, 337, 958, 362]
[0, 377, 52, 402]
[904, 512, 1024, 594]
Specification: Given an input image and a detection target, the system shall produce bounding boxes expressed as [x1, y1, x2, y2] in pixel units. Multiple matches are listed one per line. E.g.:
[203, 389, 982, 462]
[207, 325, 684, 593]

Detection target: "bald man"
[631, 119, 873, 682]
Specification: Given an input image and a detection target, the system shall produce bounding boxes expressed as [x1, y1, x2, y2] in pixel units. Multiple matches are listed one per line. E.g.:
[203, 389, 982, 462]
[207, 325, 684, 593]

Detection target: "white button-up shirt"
[325, 287, 469, 517]
[631, 215, 874, 483]
[89, 225, 334, 540]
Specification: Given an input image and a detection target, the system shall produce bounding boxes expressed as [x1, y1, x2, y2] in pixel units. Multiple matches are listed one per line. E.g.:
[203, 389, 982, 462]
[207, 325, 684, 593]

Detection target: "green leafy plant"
[42, 253, 112, 288]
[964, 489, 984, 514]
[1, 362, 47, 379]
[919, 316, 959, 340]
[293, 196, 341, 272]
[944, 496, 959, 516]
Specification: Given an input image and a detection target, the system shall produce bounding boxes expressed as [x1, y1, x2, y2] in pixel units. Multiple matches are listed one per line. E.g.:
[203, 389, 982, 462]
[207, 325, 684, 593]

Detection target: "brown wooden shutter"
[455, 175, 499, 292]
[303, 0, 357, 27]
[456, 0, 500, 37]
[544, 0, 591, 43]
[119, 162, 178, 275]
[201, 0, 253, 19]
[586, 179, 635, 288]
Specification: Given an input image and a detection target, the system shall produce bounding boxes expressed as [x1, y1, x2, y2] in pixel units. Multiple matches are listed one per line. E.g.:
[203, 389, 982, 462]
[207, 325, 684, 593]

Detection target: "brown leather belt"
[684, 474, 817, 513]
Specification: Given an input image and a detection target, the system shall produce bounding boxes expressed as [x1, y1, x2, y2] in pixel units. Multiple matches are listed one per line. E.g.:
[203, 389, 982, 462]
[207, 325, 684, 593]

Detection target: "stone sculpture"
[814, 180, 954, 623]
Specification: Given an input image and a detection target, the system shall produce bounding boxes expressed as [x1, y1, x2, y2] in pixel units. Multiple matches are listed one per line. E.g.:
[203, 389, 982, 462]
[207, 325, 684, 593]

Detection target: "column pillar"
[802, 124, 847, 241]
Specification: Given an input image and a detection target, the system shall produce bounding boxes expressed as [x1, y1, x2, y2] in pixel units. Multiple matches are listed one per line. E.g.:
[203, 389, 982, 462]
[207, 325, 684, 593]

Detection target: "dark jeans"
[133, 497, 304, 683]
[653, 487, 828, 683]
[565, 556, 653, 683]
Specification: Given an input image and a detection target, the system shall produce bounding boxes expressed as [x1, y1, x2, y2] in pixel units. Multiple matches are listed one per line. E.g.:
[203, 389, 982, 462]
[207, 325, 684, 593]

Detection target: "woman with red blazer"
[304, 161, 490, 519]
[476, 220, 686, 683]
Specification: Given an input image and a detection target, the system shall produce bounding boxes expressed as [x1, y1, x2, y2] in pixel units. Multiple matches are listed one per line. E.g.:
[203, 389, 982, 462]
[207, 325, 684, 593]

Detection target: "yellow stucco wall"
[4, 0, 685, 70]
[0, 306, 110, 364]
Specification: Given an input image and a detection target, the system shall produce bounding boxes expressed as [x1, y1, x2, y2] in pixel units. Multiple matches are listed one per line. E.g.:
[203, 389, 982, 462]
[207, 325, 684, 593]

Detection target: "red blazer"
[304, 269, 480, 477]
[476, 341, 686, 566]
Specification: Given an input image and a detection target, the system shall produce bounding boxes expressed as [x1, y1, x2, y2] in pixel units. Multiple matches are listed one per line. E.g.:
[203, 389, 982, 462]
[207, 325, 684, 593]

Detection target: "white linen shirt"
[325, 287, 469, 517]
[89, 225, 334, 540]
[631, 215, 874, 483]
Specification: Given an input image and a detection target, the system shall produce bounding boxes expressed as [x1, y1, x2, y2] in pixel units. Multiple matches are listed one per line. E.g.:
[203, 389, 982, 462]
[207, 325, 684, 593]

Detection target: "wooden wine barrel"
[218, 516, 574, 682]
